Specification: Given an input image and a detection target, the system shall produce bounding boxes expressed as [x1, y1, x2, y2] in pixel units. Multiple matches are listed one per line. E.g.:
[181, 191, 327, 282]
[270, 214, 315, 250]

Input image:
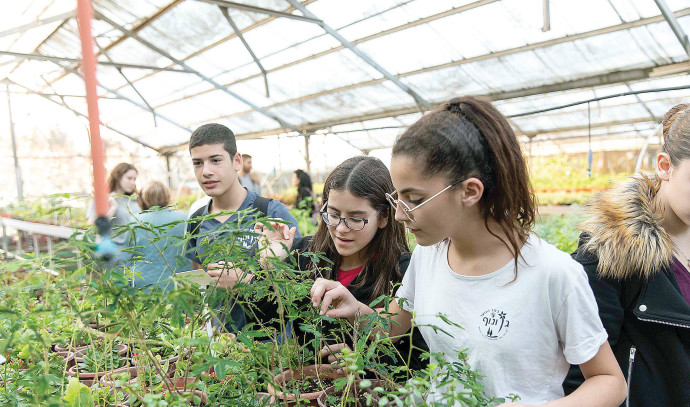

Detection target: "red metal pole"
[76, 0, 108, 218]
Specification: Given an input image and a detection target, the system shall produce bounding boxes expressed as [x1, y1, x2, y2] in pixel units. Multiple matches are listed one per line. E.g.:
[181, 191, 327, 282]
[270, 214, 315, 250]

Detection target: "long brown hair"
[308, 156, 409, 302]
[107, 162, 137, 196]
[662, 103, 690, 164]
[392, 96, 536, 275]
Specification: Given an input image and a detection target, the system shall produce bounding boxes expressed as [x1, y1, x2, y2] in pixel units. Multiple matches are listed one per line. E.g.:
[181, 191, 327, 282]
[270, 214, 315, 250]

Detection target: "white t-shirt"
[396, 234, 607, 405]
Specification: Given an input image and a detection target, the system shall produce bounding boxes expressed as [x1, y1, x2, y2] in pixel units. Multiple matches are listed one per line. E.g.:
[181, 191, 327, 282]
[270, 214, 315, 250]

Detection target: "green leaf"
[64, 377, 94, 407]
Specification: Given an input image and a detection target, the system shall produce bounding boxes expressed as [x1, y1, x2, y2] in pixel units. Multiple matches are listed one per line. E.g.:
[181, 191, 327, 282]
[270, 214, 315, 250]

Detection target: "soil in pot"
[267, 364, 347, 406]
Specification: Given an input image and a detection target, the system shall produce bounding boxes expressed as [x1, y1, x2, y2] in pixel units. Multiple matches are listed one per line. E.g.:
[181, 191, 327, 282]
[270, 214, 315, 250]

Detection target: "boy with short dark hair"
[186, 123, 300, 331]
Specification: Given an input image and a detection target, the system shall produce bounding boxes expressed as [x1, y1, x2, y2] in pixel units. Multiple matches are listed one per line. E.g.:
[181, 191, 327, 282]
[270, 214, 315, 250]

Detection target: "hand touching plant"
[254, 220, 297, 269]
[310, 278, 364, 319]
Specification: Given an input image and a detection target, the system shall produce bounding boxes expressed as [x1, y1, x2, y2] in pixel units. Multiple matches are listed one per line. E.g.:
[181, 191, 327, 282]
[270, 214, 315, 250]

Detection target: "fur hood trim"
[580, 172, 674, 280]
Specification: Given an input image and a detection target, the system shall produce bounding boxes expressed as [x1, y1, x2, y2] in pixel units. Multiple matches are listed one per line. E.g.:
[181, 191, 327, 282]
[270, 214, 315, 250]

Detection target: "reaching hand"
[310, 278, 362, 319]
[319, 343, 352, 364]
[206, 261, 252, 290]
[106, 196, 119, 218]
[255, 220, 296, 268]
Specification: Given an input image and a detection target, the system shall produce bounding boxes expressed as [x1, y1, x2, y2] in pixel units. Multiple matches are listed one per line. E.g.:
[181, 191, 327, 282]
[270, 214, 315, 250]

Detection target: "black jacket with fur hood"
[563, 173, 690, 407]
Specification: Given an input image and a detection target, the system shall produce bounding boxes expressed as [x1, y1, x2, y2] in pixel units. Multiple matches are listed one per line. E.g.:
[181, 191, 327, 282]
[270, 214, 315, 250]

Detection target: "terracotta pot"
[69, 344, 132, 387]
[316, 379, 384, 407]
[53, 336, 104, 355]
[68, 365, 137, 388]
[132, 356, 180, 376]
[267, 364, 347, 406]
[133, 346, 196, 377]
[102, 375, 207, 405]
[75, 343, 129, 363]
[161, 377, 207, 405]
[61, 352, 76, 370]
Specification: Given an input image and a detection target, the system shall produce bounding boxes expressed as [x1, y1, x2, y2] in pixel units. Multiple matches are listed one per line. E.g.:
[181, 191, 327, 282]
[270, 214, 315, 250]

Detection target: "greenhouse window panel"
[355, 25, 466, 76]
[118, 71, 209, 106]
[549, 0, 626, 34]
[184, 38, 262, 79]
[264, 82, 412, 125]
[229, 50, 383, 102]
[93, 0, 174, 32]
[401, 66, 486, 102]
[305, 0, 423, 32]
[646, 97, 690, 118]
[256, 33, 341, 71]
[224, 111, 281, 134]
[239, 16, 331, 59]
[169, 89, 257, 120]
[104, 37, 176, 70]
[136, 1, 235, 61]
[155, 97, 245, 126]
[631, 73, 690, 90]
[1, 20, 67, 56]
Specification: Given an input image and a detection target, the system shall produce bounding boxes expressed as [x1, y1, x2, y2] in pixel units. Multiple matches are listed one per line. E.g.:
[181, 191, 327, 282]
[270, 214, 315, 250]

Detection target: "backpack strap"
[252, 195, 271, 218]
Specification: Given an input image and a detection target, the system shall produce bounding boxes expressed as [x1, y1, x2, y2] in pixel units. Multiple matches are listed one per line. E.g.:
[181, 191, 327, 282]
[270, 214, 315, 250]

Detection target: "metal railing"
[0, 217, 86, 274]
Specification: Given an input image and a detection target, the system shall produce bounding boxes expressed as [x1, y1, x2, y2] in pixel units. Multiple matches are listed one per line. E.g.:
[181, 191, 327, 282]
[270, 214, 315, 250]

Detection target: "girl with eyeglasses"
[257, 155, 429, 371]
[310, 96, 627, 406]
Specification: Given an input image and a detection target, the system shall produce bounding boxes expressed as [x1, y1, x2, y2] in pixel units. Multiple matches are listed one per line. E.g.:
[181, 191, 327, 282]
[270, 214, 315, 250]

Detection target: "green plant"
[534, 214, 585, 254]
[0, 197, 559, 407]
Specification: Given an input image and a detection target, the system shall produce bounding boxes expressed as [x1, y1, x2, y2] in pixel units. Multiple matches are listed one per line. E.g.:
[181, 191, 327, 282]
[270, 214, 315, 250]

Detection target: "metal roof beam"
[175, 64, 687, 143]
[154, 7, 690, 116]
[42, 0, 184, 89]
[0, 50, 190, 72]
[103, 0, 185, 52]
[95, 10, 297, 132]
[0, 10, 75, 39]
[653, 0, 690, 57]
[4, 14, 72, 80]
[104, 0, 317, 97]
[0, 89, 119, 99]
[126, 0, 475, 108]
[51, 61, 192, 134]
[285, 0, 430, 111]
[5, 79, 159, 152]
[96, 43, 159, 126]
[625, 83, 658, 122]
[218, 6, 270, 97]
[196, 0, 321, 23]
[523, 117, 655, 138]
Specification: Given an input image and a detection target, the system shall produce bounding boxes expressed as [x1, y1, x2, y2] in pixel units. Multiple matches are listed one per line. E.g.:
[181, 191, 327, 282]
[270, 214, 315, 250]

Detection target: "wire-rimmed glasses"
[385, 178, 466, 222]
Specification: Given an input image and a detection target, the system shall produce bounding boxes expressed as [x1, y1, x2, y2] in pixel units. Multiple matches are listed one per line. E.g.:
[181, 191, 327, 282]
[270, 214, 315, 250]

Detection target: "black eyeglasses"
[319, 202, 377, 231]
[385, 178, 466, 222]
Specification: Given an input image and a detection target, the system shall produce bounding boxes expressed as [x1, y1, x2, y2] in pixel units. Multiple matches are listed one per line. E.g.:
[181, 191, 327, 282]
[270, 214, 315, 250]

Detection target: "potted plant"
[267, 363, 347, 406]
[68, 341, 132, 386]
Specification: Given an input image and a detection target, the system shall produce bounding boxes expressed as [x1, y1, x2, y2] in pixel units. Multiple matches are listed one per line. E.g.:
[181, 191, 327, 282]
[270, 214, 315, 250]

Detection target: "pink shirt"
[337, 265, 364, 288]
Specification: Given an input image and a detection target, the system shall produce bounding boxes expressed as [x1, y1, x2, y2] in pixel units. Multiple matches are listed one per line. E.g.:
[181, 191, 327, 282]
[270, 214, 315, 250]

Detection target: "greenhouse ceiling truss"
[1, 0, 689, 157]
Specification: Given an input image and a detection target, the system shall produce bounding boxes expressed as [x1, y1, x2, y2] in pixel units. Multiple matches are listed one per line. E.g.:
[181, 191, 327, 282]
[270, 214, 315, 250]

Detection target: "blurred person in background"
[238, 153, 261, 194]
[123, 180, 190, 292]
[87, 162, 141, 245]
[293, 169, 317, 224]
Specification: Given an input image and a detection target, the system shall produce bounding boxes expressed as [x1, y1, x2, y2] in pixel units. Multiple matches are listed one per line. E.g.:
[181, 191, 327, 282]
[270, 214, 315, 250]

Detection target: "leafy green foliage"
[0, 198, 588, 406]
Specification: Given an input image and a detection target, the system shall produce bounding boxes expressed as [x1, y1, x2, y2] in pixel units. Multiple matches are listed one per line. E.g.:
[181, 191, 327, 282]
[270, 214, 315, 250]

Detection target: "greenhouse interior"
[1, 0, 689, 406]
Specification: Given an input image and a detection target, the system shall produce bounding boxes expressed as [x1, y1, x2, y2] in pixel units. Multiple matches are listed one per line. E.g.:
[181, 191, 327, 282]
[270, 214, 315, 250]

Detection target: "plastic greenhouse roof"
[2, 0, 690, 154]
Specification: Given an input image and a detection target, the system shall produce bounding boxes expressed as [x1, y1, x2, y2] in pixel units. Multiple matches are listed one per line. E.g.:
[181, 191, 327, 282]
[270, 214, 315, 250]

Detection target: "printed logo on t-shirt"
[478, 308, 510, 340]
